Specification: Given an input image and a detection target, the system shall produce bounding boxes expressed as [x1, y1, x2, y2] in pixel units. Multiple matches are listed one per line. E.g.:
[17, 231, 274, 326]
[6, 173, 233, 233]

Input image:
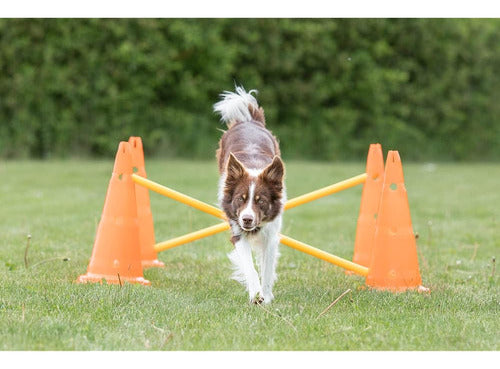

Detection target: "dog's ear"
[261, 156, 284, 189]
[226, 153, 246, 183]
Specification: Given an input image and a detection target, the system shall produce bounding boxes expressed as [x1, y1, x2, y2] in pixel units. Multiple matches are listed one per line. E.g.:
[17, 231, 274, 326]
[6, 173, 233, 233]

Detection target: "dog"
[214, 86, 286, 304]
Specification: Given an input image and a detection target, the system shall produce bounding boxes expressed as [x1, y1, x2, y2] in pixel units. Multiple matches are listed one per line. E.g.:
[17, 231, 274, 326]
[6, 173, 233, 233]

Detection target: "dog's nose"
[242, 216, 254, 228]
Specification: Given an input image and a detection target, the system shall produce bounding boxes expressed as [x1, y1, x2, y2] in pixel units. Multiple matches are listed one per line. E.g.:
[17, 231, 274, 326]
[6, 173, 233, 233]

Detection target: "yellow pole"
[284, 173, 367, 210]
[136, 171, 370, 273]
[134, 172, 366, 218]
[132, 174, 225, 219]
[155, 222, 231, 253]
[279, 234, 369, 276]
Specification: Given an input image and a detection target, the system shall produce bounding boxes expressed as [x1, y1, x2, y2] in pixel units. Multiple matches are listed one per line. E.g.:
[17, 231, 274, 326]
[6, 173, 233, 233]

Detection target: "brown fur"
[217, 104, 284, 235]
[220, 154, 284, 234]
[215, 88, 284, 304]
[248, 103, 266, 125]
[216, 121, 280, 174]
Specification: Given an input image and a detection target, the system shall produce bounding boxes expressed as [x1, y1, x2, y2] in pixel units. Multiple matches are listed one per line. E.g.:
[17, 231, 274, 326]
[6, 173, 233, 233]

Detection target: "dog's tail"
[213, 85, 266, 127]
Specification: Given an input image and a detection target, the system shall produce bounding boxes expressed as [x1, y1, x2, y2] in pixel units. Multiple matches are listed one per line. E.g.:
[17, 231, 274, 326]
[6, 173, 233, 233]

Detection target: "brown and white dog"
[214, 86, 286, 304]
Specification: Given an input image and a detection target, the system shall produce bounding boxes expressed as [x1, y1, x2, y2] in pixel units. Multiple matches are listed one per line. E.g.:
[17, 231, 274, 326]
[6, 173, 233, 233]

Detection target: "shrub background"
[1, 19, 499, 161]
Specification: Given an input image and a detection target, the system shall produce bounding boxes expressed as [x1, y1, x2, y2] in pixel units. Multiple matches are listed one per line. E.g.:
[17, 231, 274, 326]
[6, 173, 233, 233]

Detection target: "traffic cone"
[128, 136, 165, 268]
[365, 151, 423, 292]
[349, 143, 385, 272]
[77, 142, 151, 286]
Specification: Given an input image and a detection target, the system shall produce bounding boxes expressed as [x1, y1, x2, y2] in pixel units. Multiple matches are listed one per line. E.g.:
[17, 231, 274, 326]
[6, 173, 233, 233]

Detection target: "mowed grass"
[0, 158, 498, 350]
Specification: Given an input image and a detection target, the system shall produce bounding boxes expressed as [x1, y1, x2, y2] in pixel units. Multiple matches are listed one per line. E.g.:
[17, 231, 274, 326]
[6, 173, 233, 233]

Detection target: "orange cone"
[128, 136, 165, 269]
[365, 151, 423, 291]
[350, 143, 385, 271]
[77, 142, 151, 286]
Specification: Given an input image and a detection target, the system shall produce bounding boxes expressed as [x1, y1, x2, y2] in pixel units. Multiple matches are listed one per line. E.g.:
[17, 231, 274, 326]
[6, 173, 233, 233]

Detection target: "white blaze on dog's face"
[222, 153, 284, 233]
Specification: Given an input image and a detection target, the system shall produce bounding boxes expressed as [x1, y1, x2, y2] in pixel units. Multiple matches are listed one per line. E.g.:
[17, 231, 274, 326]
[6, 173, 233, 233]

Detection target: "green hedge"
[1, 19, 499, 160]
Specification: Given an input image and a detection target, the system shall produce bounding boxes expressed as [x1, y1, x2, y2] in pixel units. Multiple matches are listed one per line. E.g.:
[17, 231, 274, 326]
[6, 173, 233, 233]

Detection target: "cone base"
[142, 259, 165, 268]
[76, 272, 151, 286]
[366, 284, 429, 293]
[367, 285, 418, 293]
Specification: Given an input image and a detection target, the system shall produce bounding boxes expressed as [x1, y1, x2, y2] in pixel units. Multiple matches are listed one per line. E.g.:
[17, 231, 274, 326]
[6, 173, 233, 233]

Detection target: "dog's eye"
[237, 196, 245, 203]
[257, 198, 267, 205]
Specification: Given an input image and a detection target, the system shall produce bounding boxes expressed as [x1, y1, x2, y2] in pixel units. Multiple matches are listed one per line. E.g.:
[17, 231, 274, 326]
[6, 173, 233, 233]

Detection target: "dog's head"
[222, 153, 285, 233]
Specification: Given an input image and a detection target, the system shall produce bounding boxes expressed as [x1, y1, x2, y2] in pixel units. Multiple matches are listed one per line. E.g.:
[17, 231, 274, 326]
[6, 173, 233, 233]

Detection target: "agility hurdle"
[131, 171, 370, 276]
[79, 138, 425, 292]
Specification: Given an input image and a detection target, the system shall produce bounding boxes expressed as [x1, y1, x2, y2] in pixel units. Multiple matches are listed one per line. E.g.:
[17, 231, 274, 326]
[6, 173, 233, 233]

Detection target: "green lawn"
[0, 159, 498, 350]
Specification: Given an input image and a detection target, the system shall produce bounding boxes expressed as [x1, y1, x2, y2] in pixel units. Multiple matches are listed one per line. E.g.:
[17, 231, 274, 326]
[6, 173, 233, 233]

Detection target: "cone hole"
[118, 173, 124, 181]
[132, 140, 137, 148]
[373, 213, 378, 220]
[133, 167, 139, 173]
[390, 183, 397, 191]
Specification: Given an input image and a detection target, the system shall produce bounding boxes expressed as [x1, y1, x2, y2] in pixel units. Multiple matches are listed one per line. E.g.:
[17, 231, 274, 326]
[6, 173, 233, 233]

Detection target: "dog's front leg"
[260, 216, 281, 304]
[229, 237, 263, 303]
[260, 224, 281, 304]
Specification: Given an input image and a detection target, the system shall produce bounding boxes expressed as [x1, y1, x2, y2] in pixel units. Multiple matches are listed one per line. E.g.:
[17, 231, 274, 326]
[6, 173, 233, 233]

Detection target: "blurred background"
[0, 18, 499, 161]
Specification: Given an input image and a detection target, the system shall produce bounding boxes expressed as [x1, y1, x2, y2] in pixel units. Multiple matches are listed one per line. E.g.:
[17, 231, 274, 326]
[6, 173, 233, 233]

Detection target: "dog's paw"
[252, 295, 265, 305]
[249, 291, 264, 305]
[248, 283, 262, 304]
[262, 292, 274, 305]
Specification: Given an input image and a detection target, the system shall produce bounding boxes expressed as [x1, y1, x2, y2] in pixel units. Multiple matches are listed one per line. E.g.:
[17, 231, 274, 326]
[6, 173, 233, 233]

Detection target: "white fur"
[228, 217, 282, 304]
[255, 216, 282, 303]
[213, 86, 259, 125]
[229, 237, 262, 300]
[218, 174, 286, 304]
[238, 182, 256, 229]
[246, 167, 264, 177]
[217, 173, 227, 206]
[215, 86, 285, 304]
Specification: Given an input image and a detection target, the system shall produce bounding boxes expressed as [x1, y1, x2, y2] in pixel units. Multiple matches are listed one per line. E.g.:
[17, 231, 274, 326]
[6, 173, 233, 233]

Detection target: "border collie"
[214, 86, 286, 304]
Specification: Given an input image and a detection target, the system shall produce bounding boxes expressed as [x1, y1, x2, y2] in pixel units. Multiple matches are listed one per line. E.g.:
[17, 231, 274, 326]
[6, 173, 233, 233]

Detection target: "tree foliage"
[0, 19, 498, 160]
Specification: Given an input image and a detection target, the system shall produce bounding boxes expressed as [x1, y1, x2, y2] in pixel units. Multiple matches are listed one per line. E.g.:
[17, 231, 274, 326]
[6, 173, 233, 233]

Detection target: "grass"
[0, 158, 498, 350]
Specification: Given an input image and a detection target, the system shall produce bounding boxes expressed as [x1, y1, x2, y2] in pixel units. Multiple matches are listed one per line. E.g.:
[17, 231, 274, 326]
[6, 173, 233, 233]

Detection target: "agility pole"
[132, 173, 366, 219]
[132, 172, 369, 274]
[132, 172, 367, 253]
[280, 234, 368, 276]
[155, 222, 230, 252]
[284, 173, 367, 210]
[132, 174, 225, 219]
